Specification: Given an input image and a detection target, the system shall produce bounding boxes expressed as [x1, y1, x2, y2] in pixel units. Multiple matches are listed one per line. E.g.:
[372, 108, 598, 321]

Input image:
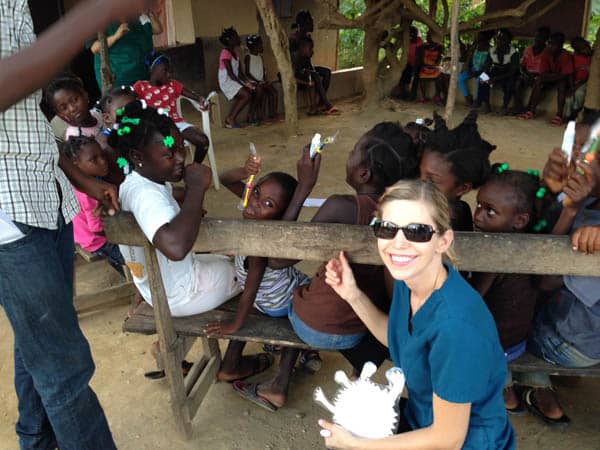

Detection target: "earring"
[138, 163, 143, 168]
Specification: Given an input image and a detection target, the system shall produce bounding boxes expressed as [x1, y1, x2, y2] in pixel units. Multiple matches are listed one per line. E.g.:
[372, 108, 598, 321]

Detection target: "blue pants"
[0, 218, 115, 450]
[457, 71, 479, 98]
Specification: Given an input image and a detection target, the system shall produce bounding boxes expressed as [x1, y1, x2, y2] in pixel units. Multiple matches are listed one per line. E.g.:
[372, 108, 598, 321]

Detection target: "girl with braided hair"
[232, 122, 419, 412]
[469, 164, 554, 415]
[108, 100, 240, 316]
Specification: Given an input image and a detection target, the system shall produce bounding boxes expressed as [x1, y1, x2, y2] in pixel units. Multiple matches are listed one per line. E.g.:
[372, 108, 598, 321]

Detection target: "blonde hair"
[377, 179, 458, 265]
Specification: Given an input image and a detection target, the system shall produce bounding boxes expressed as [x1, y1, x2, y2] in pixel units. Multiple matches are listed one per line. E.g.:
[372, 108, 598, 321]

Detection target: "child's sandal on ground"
[232, 381, 279, 412]
[522, 388, 571, 428]
[323, 105, 340, 115]
[550, 116, 564, 126]
[144, 360, 193, 380]
[518, 111, 535, 120]
[217, 353, 274, 383]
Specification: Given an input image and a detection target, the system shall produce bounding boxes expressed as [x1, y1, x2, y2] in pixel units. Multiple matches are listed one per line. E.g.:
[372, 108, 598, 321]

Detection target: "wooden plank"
[123, 306, 310, 349]
[74, 282, 135, 313]
[75, 244, 101, 262]
[186, 355, 220, 417]
[509, 352, 600, 377]
[104, 214, 600, 276]
[143, 244, 193, 439]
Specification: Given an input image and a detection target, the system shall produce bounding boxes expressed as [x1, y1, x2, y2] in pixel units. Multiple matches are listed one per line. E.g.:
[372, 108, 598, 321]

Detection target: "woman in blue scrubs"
[321, 179, 515, 449]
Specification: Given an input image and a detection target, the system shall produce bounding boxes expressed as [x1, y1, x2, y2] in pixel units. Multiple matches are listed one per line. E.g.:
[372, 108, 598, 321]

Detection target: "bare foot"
[217, 353, 273, 382]
[255, 382, 287, 408]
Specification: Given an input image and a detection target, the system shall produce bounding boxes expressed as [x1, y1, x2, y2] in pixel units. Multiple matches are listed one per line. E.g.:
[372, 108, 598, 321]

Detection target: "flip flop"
[232, 381, 279, 412]
[523, 388, 571, 428]
[225, 122, 242, 129]
[323, 105, 340, 115]
[518, 111, 535, 120]
[550, 116, 564, 127]
[144, 360, 194, 380]
[217, 353, 274, 383]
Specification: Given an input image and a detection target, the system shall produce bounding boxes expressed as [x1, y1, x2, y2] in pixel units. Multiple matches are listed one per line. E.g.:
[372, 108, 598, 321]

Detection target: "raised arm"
[90, 23, 129, 54]
[152, 163, 212, 260]
[0, 0, 158, 111]
[220, 155, 261, 198]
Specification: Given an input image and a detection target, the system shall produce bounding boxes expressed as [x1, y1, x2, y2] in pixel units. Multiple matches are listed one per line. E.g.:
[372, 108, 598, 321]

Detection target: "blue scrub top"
[388, 265, 515, 450]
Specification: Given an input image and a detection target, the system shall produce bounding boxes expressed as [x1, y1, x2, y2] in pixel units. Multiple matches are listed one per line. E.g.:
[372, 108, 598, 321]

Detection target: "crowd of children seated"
[395, 25, 594, 126]
[41, 10, 599, 436]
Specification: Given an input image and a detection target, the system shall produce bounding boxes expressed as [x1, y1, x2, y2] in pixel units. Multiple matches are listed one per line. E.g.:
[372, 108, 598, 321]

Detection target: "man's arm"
[0, 0, 158, 111]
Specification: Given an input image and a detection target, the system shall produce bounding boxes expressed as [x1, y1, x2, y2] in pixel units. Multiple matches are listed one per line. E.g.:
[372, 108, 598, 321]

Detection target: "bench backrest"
[104, 212, 600, 276]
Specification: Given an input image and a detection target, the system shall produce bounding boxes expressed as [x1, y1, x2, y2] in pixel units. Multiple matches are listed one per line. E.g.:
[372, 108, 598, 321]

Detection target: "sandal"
[504, 386, 526, 416]
[224, 122, 242, 129]
[550, 116, 564, 127]
[232, 381, 279, 412]
[523, 388, 571, 428]
[297, 350, 322, 374]
[217, 353, 274, 383]
[144, 360, 193, 380]
[518, 110, 536, 120]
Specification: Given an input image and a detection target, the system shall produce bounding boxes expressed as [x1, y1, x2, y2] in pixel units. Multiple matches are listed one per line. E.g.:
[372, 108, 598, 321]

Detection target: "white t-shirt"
[0, 208, 25, 244]
[118, 171, 194, 309]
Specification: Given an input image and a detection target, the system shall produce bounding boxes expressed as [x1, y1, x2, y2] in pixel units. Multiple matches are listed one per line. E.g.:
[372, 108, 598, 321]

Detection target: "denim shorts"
[288, 303, 365, 350]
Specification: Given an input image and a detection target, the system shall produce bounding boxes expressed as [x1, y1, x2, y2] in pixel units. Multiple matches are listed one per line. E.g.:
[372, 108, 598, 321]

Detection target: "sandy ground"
[1, 99, 600, 450]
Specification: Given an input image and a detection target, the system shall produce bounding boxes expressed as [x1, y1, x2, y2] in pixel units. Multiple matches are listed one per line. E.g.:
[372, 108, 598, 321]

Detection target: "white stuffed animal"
[314, 362, 405, 439]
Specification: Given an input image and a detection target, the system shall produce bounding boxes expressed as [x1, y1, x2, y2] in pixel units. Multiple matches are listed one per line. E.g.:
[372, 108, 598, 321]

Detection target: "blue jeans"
[0, 219, 115, 450]
[517, 307, 600, 389]
[457, 70, 480, 98]
[288, 304, 365, 350]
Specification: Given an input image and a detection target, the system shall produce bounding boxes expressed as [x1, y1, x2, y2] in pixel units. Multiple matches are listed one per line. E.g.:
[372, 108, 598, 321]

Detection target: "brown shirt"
[479, 273, 538, 349]
[292, 195, 387, 335]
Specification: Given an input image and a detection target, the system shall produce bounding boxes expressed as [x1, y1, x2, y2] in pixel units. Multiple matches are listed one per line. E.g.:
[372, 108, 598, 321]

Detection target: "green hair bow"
[163, 136, 175, 148]
[496, 163, 509, 174]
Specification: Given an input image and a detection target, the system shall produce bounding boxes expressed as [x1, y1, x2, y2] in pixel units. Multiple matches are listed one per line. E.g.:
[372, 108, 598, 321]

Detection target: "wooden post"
[254, 0, 298, 135]
[98, 32, 114, 93]
[584, 26, 600, 112]
[443, 0, 460, 121]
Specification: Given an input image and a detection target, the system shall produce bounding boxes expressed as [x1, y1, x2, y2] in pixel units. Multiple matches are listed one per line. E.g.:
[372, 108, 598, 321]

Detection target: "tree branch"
[441, 0, 449, 29]
[400, 0, 443, 37]
[459, 0, 537, 30]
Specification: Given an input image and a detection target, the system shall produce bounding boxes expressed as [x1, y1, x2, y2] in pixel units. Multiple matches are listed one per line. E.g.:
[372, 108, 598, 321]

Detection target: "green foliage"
[337, 0, 366, 69]
[338, 28, 365, 69]
[588, 14, 600, 43]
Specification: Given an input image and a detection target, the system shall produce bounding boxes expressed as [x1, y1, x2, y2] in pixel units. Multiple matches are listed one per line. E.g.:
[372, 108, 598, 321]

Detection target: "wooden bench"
[104, 213, 600, 438]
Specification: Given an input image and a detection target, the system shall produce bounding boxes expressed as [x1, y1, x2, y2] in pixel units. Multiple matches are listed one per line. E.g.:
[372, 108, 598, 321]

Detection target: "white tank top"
[248, 54, 264, 82]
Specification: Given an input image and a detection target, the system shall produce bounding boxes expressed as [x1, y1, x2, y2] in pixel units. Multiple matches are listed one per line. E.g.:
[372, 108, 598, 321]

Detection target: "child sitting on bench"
[230, 122, 419, 411]
[204, 153, 314, 382]
[108, 100, 240, 316]
[469, 165, 551, 415]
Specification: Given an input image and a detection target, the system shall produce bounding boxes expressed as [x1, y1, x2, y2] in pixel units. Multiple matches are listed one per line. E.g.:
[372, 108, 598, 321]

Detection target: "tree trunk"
[98, 32, 114, 93]
[361, 25, 381, 108]
[584, 26, 600, 111]
[254, 0, 298, 135]
[444, 0, 460, 121]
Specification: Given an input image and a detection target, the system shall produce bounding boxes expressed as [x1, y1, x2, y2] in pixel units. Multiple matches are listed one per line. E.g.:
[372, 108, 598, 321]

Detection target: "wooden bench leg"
[185, 337, 222, 417]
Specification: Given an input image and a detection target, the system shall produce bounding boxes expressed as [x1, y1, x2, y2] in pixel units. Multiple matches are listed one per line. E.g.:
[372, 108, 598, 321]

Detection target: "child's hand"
[562, 161, 594, 209]
[296, 145, 321, 190]
[204, 320, 240, 338]
[324, 251, 361, 305]
[571, 226, 600, 254]
[542, 147, 570, 193]
[244, 81, 256, 90]
[244, 155, 261, 177]
[184, 163, 212, 191]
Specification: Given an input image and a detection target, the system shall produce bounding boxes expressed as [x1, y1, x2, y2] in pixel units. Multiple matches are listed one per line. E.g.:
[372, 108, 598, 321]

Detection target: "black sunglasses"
[370, 218, 437, 242]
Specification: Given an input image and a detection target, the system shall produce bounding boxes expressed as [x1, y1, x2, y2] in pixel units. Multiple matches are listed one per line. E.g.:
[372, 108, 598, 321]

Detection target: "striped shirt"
[235, 255, 310, 316]
[0, 0, 78, 228]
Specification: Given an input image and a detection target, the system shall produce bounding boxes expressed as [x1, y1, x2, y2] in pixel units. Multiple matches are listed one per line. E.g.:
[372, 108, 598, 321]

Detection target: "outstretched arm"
[0, 0, 158, 111]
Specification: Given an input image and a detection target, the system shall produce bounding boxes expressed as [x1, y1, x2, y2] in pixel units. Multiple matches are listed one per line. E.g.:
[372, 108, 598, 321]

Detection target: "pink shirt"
[133, 79, 185, 122]
[64, 109, 104, 140]
[73, 188, 106, 252]
[218, 48, 239, 69]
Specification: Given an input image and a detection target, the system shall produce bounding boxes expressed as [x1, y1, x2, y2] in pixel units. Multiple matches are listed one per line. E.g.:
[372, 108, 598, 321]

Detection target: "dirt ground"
[1, 99, 600, 450]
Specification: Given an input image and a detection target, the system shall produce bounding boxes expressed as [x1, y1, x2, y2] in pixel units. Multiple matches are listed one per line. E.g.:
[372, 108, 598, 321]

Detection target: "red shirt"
[408, 36, 423, 67]
[573, 53, 592, 83]
[520, 46, 549, 74]
[543, 49, 574, 75]
[133, 79, 184, 123]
